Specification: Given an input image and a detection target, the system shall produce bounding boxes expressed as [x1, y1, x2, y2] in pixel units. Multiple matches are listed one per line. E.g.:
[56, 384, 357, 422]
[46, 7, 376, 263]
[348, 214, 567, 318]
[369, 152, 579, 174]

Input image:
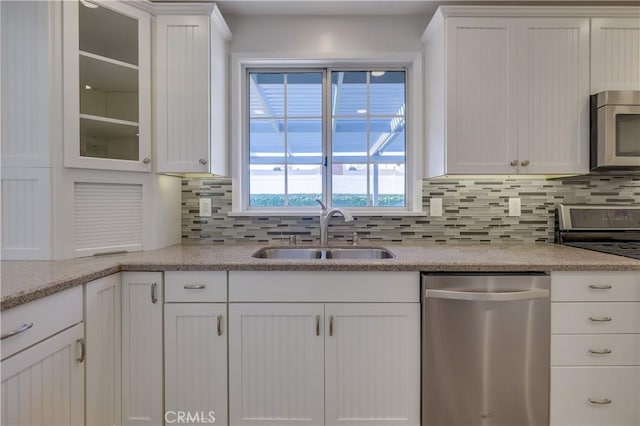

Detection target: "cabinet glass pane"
[79, 2, 138, 65]
[80, 54, 138, 122]
[80, 117, 139, 161]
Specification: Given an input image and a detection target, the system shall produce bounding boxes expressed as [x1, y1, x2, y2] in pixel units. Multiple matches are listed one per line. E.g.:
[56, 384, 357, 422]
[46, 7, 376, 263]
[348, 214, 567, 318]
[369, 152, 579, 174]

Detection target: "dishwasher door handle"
[424, 289, 549, 302]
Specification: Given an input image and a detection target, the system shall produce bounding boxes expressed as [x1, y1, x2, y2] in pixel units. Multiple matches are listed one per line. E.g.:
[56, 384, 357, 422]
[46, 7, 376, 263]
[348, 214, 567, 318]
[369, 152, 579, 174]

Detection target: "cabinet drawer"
[165, 271, 226, 303]
[229, 271, 419, 302]
[551, 335, 640, 366]
[550, 366, 640, 426]
[1, 286, 83, 360]
[551, 302, 640, 334]
[551, 271, 639, 302]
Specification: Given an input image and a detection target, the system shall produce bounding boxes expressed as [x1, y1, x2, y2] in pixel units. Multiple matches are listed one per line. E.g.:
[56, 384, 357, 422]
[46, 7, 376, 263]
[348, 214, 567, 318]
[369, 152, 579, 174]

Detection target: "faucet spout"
[317, 199, 354, 245]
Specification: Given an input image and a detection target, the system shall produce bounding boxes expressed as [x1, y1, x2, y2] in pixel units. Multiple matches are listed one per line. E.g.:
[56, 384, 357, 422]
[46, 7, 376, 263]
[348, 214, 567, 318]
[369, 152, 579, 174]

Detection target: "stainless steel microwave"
[590, 90, 640, 171]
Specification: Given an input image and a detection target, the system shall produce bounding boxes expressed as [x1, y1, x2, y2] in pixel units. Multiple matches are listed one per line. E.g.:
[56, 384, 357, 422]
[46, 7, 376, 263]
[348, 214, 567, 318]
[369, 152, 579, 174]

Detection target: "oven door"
[597, 104, 640, 167]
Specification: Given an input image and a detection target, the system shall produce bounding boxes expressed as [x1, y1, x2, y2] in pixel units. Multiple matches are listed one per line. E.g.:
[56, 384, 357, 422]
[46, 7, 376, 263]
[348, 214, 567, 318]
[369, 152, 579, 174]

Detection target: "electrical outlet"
[430, 198, 443, 217]
[199, 198, 212, 217]
[508, 197, 521, 217]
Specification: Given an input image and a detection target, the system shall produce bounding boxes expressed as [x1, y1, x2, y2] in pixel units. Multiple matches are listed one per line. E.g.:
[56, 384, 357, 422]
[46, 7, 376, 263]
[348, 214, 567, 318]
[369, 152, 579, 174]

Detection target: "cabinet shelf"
[80, 113, 138, 128]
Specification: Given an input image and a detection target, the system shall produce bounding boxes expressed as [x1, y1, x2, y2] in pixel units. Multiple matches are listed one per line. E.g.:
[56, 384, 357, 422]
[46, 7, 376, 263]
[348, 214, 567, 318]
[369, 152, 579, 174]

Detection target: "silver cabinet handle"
[588, 284, 612, 290]
[329, 316, 334, 336]
[510, 160, 518, 167]
[425, 289, 549, 302]
[315, 315, 320, 336]
[184, 284, 206, 290]
[217, 315, 223, 336]
[589, 348, 612, 355]
[520, 160, 530, 167]
[199, 158, 207, 165]
[589, 316, 612, 322]
[588, 398, 612, 405]
[1, 322, 34, 340]
[143, 157, 151, 164]
[76, 338, 86, 363]
[151, 283, 158, 304]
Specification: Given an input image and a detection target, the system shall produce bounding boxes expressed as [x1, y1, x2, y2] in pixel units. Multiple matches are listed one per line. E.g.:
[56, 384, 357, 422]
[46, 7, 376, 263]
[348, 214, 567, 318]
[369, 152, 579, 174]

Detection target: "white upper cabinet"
[591, 18, 640, 93]
[424, 9, 590, 176]
[443, 18, 519, 175]
[154, 5, 232, 174]
[517, 18, 590, 174]
[63, 0, 152, 172]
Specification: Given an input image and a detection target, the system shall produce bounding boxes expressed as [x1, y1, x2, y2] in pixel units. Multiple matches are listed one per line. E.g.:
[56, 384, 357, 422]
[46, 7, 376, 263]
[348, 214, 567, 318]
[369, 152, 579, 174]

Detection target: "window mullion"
[366, 71, 371, 207]
[324, 69, 331, 208]
[283, 73, 289, 206]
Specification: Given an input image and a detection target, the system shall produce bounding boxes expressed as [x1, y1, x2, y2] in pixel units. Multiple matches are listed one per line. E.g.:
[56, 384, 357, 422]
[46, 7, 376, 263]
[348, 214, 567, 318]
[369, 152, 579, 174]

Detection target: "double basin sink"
[252, 246, 395, 260]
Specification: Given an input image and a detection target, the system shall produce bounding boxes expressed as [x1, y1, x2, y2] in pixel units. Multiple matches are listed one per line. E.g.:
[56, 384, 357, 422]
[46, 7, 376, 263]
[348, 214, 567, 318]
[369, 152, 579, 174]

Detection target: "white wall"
[226, 14, 427, 54]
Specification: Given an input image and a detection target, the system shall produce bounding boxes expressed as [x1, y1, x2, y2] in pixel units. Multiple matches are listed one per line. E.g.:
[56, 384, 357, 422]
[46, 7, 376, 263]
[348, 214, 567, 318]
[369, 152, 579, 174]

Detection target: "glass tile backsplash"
[182, 176, 640, 244]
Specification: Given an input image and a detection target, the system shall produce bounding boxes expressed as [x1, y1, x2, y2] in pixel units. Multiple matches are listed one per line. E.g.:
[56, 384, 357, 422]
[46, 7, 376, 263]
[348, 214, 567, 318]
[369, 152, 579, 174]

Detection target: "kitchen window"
[231, 58, 423, 216]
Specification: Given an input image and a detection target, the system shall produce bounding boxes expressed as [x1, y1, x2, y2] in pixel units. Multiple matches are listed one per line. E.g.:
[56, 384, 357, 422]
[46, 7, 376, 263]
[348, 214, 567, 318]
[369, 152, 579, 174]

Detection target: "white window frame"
[230, 52, 424, 216]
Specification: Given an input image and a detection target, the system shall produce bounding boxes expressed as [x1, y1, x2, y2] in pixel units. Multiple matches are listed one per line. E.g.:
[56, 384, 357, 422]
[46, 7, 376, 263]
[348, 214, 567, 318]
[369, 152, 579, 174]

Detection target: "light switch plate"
[430, 198, 443, 217]
[199, 198, 212, 217]
[508, 197, 521, 217]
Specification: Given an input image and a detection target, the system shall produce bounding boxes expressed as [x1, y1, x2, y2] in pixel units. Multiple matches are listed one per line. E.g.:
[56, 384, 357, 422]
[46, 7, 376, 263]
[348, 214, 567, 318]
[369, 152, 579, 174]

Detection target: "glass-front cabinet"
[63, 0, 151, 171]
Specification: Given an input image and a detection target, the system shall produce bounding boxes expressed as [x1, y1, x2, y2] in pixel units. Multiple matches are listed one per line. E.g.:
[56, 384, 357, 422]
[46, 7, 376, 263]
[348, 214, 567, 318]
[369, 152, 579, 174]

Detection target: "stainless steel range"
[557, 204, 640, 260]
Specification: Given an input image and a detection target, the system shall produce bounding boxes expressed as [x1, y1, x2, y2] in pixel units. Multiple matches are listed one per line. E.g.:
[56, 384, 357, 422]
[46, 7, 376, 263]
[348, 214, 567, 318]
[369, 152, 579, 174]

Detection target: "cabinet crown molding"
[121, 1, 232, 40]
[422, 5, 640, 41]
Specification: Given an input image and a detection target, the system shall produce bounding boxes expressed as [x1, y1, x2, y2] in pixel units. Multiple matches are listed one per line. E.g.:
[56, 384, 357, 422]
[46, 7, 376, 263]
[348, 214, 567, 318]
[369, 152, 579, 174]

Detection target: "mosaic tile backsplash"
[182, 176, 640, 244]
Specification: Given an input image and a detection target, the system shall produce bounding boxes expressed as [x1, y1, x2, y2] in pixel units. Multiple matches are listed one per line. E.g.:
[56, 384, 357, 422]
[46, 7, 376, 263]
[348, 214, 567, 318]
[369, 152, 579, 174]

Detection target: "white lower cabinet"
[551, 366, 640, 426]
[324, 303, 421, 426]
[0, 323, 85, 425]
[165, 303, 228, 426]
[122, 271, 164, 426]
[550, 271, 640, 426]
[229, 303, 325, 426]
[228, 271, 421, 426]
[85, 273, 122, 426]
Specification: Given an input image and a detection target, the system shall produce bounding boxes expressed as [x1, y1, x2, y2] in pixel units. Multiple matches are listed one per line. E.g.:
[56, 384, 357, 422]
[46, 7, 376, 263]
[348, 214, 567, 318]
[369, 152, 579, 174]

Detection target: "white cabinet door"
[62, 0, 152, 172]
[122, 272, 163, 426]
[591, 18, 640, 93]
[154, 15, 210, 173]
[517, 18, 589, 174]
[1, 323, 85, 426]
[445, 18, 519, 174]
[229, 303, 325, 426]
[324, 303, 421, 426]
[165, 303, 227, 426]
[85, 273, 122, 426]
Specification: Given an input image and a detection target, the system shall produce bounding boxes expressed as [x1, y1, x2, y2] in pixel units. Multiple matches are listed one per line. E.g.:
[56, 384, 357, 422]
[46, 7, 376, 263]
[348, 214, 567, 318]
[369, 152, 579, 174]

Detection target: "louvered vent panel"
[74, 182, 143, 257]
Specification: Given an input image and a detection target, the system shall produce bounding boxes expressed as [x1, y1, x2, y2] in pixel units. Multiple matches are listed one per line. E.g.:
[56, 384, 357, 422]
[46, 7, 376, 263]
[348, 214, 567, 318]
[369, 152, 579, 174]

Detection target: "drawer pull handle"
[76, 338, 86, 363]
[588, 398, 612, 405]
[589, 316, 612, 322]
[217, 315, 223, 336]
[588, 348, 612, 355]
[1, 323, 34, 340]
[184, 284, 206, 290]
[588, 284, 612, 290]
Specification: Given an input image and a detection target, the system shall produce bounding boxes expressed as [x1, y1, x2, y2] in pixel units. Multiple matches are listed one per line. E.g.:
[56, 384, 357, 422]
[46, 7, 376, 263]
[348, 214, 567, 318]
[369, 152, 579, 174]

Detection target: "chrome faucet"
[316, 199, 354, 245]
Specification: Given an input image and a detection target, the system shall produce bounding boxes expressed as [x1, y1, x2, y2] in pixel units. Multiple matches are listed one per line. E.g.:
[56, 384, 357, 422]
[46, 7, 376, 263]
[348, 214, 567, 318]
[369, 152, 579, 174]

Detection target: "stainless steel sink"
[325, 248, 395, 259]
[251, 248, 323, 259]
[251, 247, 395, 260]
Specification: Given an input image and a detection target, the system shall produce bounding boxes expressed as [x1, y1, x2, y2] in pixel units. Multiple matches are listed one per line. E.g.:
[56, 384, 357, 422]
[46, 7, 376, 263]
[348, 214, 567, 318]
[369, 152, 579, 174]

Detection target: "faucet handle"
[352, 232, 359, 246]
[316, 199, 326, 210]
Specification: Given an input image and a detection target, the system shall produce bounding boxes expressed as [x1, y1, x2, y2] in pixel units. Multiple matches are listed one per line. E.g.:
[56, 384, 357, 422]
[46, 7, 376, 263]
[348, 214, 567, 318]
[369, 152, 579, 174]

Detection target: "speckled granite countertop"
[2, 242, 639, 310]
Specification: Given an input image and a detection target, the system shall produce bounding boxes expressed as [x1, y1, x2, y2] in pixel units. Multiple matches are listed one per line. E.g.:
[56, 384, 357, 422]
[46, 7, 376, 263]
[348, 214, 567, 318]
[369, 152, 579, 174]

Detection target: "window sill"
[228, 210, 427, 218]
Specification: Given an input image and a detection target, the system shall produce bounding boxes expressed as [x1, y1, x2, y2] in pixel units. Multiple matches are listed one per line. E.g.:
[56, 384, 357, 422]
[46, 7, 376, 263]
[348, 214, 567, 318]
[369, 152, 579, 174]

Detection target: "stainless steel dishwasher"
[422, 273, 550, 426]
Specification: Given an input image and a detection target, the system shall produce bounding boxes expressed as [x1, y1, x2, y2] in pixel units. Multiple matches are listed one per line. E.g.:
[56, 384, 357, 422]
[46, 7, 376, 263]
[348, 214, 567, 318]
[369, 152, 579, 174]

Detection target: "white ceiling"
[151, 0, 640, 17]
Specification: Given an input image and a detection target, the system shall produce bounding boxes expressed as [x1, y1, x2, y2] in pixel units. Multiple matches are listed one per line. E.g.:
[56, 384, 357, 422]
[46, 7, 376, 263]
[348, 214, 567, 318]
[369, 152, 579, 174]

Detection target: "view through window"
[248, 69, 406, 209]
